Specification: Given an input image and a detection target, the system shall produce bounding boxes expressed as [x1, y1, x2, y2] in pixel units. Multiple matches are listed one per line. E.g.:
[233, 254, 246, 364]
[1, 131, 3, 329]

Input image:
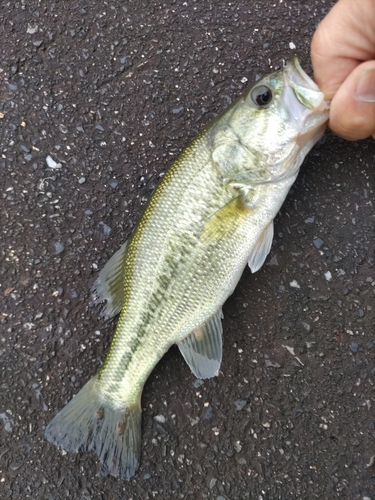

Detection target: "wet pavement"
[1, 1, 374, 499]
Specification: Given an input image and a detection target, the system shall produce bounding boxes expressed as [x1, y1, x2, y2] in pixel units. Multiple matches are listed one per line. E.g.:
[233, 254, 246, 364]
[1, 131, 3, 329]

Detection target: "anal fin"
[91, 240, 128, 319]
[178, 309, 223, 379]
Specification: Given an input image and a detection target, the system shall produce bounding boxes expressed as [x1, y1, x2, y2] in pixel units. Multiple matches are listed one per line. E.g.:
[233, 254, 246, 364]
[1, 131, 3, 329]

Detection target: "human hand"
[311, 0, 375, 140]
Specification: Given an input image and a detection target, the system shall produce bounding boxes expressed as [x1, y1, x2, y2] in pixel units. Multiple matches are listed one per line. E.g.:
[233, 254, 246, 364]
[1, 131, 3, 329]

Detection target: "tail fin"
[44, 376, 141, 480]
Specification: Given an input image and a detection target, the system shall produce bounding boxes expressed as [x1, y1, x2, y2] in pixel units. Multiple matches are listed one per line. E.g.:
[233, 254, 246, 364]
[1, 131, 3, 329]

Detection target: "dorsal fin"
[91, 240, 128, 319]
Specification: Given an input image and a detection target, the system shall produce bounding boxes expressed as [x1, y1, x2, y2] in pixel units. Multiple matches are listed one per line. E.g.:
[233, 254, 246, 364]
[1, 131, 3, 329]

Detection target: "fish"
[44, 57, 329, 479]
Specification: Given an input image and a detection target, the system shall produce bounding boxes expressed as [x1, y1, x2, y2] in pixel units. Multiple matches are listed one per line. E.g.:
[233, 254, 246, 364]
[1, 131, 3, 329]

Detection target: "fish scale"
[45, 57, 329, 479]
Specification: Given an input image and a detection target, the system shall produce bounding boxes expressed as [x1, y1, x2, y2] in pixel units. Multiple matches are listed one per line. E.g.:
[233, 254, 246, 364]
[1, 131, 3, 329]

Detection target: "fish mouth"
[283, 57, 329, 147]
[284, 57, 328, 111]
[286, 57, 320, 93]
[283, 57, 330, 169]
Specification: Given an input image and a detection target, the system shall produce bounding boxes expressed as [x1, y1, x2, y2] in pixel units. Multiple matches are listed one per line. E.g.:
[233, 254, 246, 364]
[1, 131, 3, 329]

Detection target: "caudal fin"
[44, 376, 141, 479]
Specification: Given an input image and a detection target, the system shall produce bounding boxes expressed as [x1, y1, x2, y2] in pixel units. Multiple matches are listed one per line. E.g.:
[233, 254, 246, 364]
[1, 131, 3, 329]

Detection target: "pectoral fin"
[178, 309, 224, 379]
[201, 196, 253, 244]
[247, 221, 274, 273]
[91, 240, 128, 319]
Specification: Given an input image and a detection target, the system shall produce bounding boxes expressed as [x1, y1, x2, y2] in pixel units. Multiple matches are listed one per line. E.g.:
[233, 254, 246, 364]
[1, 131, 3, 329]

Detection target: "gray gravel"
[1, 1, 374, 499]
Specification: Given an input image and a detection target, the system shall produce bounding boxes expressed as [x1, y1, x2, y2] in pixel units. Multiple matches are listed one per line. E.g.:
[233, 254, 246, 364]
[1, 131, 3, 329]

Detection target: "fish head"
[221, 57, 330, 185]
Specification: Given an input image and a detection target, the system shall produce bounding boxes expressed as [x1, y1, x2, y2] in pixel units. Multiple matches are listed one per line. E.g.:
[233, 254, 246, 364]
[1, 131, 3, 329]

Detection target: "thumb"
[329, 60, 375, 140]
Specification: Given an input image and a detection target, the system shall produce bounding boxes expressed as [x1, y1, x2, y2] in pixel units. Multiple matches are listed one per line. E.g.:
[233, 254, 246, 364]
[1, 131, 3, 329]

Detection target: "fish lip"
[285, 56, 320, 92]
[284, 57, 330, 112]
[274, 58, 330, 182]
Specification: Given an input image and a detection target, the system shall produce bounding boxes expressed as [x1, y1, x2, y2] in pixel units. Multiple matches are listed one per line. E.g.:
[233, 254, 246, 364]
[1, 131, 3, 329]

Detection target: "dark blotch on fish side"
[118, 422, 126, 436]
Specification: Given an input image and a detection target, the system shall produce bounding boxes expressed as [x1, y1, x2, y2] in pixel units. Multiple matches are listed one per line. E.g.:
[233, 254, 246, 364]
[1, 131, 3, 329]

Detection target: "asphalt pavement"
[0, 1, 374, 499]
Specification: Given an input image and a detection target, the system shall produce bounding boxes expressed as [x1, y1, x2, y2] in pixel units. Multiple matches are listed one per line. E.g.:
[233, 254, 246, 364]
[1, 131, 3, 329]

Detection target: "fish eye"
[250, 85, 273, 107]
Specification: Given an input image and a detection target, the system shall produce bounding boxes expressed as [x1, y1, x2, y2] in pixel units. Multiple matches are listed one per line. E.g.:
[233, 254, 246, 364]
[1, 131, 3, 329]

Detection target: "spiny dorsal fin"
[178, 309, 223, 379]
[91, 240, 128, 319]
[247, 221, 274, 273]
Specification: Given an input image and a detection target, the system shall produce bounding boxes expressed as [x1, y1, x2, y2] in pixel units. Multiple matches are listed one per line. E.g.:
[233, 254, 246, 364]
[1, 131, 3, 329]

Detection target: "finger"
[329, 60, 375, 140]
[311, 0, 375, 99]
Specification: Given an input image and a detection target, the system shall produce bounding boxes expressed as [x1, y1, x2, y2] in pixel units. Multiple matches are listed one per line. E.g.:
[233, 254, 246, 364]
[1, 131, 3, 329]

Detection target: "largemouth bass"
[45, 58, 329, 479]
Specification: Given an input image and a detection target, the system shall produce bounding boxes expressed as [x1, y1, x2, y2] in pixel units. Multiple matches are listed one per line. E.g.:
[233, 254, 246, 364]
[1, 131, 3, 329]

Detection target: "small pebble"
[46, 155, 61, 169]
[193, 379, 204, 388]
[209, 478, 217, 489]
[349, 342, 359, 353]
[265, 359, 281, 368]
[27, 24, 38, 34]
[313, 238, 323, 249]
[99, 222, 111, 237]
[234, 399, 247, 411]
[154, 414, 165, 424]
[53, 242, 65, 255]
[10, 462, 23, 471]
[234, 442, 242, 452]
[202, 406, 213, 421]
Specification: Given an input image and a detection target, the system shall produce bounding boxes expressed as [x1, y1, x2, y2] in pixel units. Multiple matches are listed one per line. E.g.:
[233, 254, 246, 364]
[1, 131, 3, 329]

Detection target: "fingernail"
[355, 69, 375, 103]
